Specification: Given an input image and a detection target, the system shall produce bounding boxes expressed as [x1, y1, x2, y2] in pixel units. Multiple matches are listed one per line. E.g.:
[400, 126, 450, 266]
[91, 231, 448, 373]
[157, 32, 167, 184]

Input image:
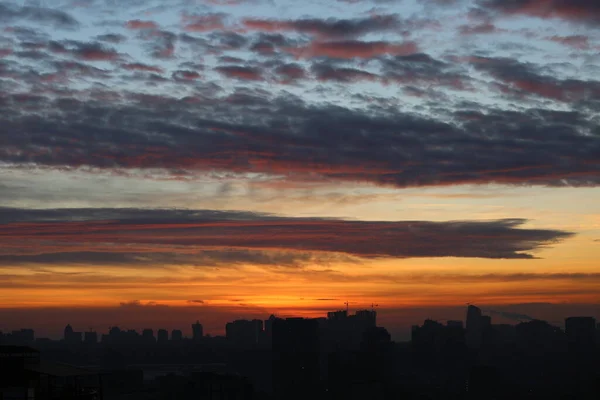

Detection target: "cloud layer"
[0, 0, 597, 190]
[0, 208, 573, 266]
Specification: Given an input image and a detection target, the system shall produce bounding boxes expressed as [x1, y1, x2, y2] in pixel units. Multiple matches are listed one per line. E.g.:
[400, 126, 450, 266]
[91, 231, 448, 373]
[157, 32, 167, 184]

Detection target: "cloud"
[0, 86, 598, 188]
[122, 63, 164, 73]
[242, 15, 401, 39]
[0, 3, 79, 29]
[311, 63, 379, 82]
[274, 63, 306, 83]
[119, 300, 169, 308]
[95, 33, 127, 44]
[172, 69, 201, 80]
[125, 20, 159, 30]
[215, 65, 263, 80]
[0, 208, 573, 267]
[480, 0, 600, 25]
[68, 41, 121, 62]
[291, 40, 418, 59]
[471, 56, 600, 101]
[547, 35, 590, 49]
[187, 300, 205, 304]
[182, 14, 226, 32]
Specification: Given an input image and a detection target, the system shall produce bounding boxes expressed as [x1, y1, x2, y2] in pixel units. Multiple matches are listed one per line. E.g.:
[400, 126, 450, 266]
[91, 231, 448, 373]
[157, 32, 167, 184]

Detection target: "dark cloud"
[2, 83, 597, 187]
[0, 208, 573, 266]
[187, 300, 205, 304]
[242, 15, 401, 39]
[172, 69, 201, 81]
[380, 53, 470, 89]
[95, 33, 127, 44]
[480, 0, 600, 25]
[215, 65, 263, 80]
[208, 31, 248, 50]
[122, 62, 164, 74]
[0, 3, 79, 29]
[274, 63, 306, 83]
[470, 56, 600, 101]
[311, 63, 379, 83]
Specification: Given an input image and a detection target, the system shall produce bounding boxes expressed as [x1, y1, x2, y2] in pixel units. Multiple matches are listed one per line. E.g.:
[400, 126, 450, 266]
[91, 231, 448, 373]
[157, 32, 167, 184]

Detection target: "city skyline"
[0, 0, 599, 339]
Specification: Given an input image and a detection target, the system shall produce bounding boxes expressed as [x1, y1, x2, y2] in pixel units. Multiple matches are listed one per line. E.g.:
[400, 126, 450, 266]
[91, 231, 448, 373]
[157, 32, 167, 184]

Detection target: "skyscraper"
[64, 324, 73, 341]
[171, 329, 183, 341]
[466, 305, 484, 349]
[192, 321, 203, 341]
[142, 329, 155, 344]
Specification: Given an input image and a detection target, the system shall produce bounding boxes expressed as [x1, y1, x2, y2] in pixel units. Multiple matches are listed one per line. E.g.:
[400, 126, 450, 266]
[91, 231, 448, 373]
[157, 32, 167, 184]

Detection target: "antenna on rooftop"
[344, 301, 349, 313]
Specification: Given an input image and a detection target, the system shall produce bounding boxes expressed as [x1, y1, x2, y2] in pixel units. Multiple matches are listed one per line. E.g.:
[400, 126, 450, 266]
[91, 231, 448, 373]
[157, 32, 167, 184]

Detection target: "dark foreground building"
[272, 318, 321, 399]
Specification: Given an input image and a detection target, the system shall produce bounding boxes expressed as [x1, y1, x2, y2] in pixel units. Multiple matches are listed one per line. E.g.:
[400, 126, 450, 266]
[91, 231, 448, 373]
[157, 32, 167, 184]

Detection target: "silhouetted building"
[192, 320, 204, 341]
[327, 310, 347, 321]
[226, 319, 263, 348]
[64, 324, 82, 345]
[565, 316, 596, 352]
[272, 318, 321, 399]
[321, 309, 377, 351]
[64, 324, 73, 341]
[142, 328, 155, 344]
[447, 320, 463, 329]
[171, 329, 183, 341]
[157, 329, 168, 343]
[84, 331, 97, 344]
[466, 305, 484, 349]
[516, 319, 566, 353]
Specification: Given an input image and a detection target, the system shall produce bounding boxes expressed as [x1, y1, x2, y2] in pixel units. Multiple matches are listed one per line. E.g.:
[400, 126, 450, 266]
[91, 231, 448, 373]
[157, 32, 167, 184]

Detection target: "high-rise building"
[355, 309, 377, 327]
[447, 320, 464, 329]
[64, 324, 82, 344]
[192, 321, 203, 340]
[226, 319, 263, 348]
[171, 329, 183, 341]
[142, 329, 155, 343]
[157, 329, 168, 343]
[466, 305, 484, 349]
[565, 317, 596, 351]
[64, 324, 74, 341]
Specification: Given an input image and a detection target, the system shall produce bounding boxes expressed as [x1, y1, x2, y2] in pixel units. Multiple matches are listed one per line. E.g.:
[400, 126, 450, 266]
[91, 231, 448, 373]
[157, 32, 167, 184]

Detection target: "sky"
[0, 0, 599, 340]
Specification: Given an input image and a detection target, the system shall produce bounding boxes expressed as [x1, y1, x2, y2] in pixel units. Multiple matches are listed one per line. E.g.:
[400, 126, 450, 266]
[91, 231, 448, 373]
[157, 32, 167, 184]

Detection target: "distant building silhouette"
[157, 329, 169, 343]
[171, 329, 183, 341]
[226, 319, 263, 348]
[64, 324, 73, 341]
[516, 319, 566, 353]
[64, 324, 82, 345]
[466, 305, 484, 349]
[142, 329, 155, 344]
[192, 321, 204, 341]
